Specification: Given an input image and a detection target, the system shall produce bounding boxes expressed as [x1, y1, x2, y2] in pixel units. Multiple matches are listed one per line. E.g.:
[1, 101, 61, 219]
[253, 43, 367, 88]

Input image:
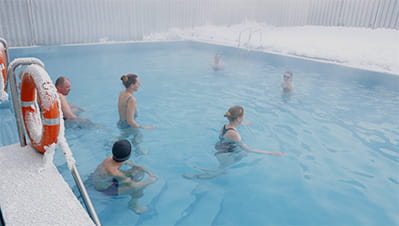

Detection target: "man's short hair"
[55, 76, 68, 87]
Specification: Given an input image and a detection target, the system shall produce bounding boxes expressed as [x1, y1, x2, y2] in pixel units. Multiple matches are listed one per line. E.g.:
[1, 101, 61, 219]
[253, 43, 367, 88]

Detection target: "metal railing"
[7, 58, 44, 146]
[237, 27, 263, 49]
[71, 164, 101, 226]
[7, 58, 101, 226]
[248, 29, 263, 49]
[237, 27, 253, 48]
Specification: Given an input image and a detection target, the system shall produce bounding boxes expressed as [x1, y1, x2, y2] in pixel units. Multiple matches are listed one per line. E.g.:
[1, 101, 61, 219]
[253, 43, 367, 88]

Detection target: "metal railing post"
[248, 29, 263, 49]
[237, 27, 252, 48]
[71, 165, 101, 226]
[7, 58, 45, 147]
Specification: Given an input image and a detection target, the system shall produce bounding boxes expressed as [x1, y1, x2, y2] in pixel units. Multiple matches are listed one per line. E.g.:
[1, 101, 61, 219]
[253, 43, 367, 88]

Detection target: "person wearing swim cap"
[183, 105, 284, 179]
[93, 139, 157, 214]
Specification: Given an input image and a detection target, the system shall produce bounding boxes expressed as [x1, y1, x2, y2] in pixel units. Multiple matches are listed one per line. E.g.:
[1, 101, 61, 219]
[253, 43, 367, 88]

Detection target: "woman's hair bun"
[121, 75, 128, 82]
[224, 105, 244, 122]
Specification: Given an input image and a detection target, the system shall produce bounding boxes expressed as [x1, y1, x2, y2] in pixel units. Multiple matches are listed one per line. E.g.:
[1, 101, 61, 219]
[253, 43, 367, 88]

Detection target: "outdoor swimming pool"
[9, 41, 399, 225]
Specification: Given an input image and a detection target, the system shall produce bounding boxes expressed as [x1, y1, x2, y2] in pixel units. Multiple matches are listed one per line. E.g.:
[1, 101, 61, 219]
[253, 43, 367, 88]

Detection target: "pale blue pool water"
[9, 42, 399, 226]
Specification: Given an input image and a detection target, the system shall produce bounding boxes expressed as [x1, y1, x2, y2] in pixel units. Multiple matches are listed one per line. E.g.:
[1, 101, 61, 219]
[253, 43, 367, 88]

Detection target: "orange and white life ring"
[0, 48, 6, 91]
[20, 65, 60, 153]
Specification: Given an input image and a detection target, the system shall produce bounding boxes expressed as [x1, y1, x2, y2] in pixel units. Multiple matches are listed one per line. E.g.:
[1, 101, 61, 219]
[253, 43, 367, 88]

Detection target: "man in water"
[281, 71, 294, 93]
[211, 54, 224, 71]
[55, 76, 85, 119]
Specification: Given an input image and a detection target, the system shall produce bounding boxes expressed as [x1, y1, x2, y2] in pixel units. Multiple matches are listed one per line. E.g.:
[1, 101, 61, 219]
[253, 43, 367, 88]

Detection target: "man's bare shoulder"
[57, 92, 67, 101]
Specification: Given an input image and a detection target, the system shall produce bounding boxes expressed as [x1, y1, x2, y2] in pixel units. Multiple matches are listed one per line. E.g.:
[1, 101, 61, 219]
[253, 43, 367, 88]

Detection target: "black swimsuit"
[99, 178, 119, 196]
[214, 125, 240, 154]
[220, 125, 236, 139]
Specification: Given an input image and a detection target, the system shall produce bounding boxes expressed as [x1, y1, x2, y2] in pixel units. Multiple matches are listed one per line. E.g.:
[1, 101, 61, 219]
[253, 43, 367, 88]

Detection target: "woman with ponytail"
[117, 74, 154, 155]
[183, 105, 283, 179]
[215, 105, 283, 156]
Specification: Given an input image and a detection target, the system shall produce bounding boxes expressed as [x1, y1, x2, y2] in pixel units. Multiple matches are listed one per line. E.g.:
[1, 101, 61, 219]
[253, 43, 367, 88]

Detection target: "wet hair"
[283, 71, 293, 78]
[112, 140, 132, 162]
[224, 105, 244, 122]
[120, 74, 138, 88]
[55, 76, 69, 87]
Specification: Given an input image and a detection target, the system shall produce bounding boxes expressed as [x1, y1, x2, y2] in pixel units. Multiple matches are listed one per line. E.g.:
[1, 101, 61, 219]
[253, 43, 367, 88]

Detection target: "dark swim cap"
[112, 140, 132, 162]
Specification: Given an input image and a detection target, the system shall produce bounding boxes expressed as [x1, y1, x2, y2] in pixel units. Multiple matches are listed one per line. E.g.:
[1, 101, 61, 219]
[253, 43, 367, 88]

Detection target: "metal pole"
[7, 58, 45, 147]
[71, 165, 101, 226]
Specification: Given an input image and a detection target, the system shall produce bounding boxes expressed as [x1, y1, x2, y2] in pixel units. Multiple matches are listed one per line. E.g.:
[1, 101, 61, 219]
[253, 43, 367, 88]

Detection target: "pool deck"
[0, 143, 95, 226]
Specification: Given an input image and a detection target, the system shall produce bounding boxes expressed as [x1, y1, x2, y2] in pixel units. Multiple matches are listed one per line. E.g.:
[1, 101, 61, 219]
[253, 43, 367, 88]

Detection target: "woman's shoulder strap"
[126, 95, 134, 104]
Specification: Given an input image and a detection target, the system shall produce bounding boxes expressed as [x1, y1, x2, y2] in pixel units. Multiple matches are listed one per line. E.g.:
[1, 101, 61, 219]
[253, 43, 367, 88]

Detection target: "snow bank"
[144, 22, 399, 74]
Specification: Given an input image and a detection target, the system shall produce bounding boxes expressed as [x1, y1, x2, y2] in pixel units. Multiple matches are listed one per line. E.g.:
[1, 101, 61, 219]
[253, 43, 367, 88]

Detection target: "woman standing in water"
[117, 74, 154, 155]
[183, 105, 284, 179]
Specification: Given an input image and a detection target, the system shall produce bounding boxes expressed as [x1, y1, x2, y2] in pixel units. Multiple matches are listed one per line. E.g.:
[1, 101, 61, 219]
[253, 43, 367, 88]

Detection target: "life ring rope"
[20, 100, 60, 126]
[42, 118, 61, 126]
[21, 100, 36, 107]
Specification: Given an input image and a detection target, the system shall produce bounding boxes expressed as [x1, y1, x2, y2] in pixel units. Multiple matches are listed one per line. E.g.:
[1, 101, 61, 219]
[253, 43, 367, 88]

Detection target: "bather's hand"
[269, 151, 284, 156]
[149, 175, 158, 183]
[142, 126, 155, 130]
[242, 121, 252, 126]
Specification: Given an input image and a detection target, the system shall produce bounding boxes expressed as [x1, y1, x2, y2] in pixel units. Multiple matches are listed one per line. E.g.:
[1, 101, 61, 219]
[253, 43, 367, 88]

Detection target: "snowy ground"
[144, 22, 399, 75]
[0, 143, 94, 225]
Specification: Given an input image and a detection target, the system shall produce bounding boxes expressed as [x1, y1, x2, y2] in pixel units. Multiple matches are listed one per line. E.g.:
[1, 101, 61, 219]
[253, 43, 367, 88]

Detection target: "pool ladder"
[7, 57, 101, 226]
[237, 28, 263, 49]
